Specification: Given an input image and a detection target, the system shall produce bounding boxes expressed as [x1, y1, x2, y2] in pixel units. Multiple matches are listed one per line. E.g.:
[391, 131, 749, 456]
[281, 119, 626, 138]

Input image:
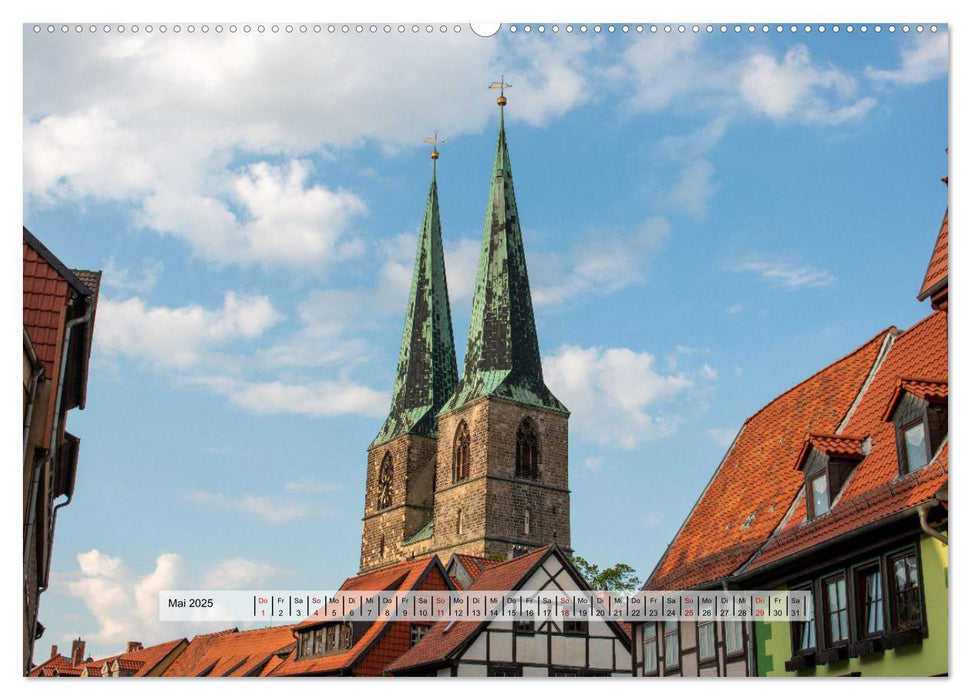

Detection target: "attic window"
[799, 437, 863, 520]
[741, 511, 756, 529]
[884, 380, 947, 476]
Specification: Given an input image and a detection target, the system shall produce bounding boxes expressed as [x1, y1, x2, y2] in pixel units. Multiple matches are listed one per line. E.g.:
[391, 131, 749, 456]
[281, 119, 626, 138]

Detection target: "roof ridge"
[23, 226, 94, 297]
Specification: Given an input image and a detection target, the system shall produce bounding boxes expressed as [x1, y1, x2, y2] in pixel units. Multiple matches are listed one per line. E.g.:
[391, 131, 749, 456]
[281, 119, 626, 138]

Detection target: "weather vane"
[423, 131, 445, 160]
[489, 76, 512, 106]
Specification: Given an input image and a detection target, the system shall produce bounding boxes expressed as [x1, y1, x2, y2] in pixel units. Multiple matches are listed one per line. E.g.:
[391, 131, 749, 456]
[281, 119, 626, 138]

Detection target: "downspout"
[25, 301, 92, 590]
[917, 502, 947, 545]
[23, 328, 45, 465]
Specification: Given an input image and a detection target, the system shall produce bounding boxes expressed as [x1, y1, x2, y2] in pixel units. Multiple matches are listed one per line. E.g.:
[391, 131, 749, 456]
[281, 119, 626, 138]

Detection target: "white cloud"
[738, 45, 876, 125]
[102, 257, 164, 294]
[96, 291, 283, 369]
[138, 160, 367, 268]
[640, 512, 663, 529]
[730, 254, 836, 290]
[668, 159, 717, 217]
[533, 217, 671, 306]
[285, 478, 341, 493]
[24, 33, 595, 268]
[187, 491, 310, 524]
[584, 457, 603, 472]
[708, 427, 739, 448]
[65, 550, 182, 650]
[544, 344, 715, 449]
[444, 237, 483, 303]
[203, 559, 284, 589]
[725, 303, 743, 315]
[866, 33, 948, 86]
[212, 378, 388, 419]
[59, 549, 281, 656]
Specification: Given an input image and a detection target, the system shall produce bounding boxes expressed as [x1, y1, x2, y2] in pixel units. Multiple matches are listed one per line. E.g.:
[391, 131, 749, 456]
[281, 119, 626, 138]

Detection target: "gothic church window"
[453, 421, 470, 483]
[516, 419, 539, 480]
[377, 453, 393, 510]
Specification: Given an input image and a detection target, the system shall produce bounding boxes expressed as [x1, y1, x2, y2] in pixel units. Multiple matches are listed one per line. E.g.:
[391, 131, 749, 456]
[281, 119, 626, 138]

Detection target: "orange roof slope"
[270, 555, 446, 676]
[162, 626, 294, 677]
[23, 239, 75, 379]
[745, 311, 947, 571]
[918, 209, 948, 301]
[647, 328, 892, 591]
[453, 554, 503, 581]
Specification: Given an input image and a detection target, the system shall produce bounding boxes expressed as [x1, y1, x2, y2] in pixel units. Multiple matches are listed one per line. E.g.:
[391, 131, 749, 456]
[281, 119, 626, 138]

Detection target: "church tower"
[360, 144, 458, 573]
[431, 87, 571, 561]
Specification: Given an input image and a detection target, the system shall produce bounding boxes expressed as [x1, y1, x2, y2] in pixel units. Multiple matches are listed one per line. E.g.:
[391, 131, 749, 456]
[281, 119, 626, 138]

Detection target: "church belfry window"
[516, 418, 539, 480]
[453, 421, 470, 483]
[376, 452, 393, 510]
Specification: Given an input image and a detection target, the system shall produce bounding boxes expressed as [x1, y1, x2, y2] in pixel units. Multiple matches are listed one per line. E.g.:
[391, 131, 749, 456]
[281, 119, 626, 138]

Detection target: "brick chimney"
[126, 641, 143, 653]
[71, 638, 86, 666]
[50, 644, 58, 659]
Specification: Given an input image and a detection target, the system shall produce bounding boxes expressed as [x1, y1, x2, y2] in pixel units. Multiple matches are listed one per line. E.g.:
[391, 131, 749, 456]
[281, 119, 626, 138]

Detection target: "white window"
[698, 621, 715, 661]
[725, 620, 745, 656]
[642, 624, 658, 674]
[663, 620, 679, 669]
[811, 473, 830, 516]
[903, 422, 928, 473]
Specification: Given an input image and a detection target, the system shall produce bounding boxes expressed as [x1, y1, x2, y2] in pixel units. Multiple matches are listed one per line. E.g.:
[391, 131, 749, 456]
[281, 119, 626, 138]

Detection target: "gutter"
[23, 327, 45, 465]
[25, 300, 93, 592]
[918, 501, 948, 545]
[731, 499, 945, 587]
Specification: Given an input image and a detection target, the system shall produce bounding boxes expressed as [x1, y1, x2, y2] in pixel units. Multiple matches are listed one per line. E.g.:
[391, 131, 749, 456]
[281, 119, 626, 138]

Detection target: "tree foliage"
[571, 555, 641, 592]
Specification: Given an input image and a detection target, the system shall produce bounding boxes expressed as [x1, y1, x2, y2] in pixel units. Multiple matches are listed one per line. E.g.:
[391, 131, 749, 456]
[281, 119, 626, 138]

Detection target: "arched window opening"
[379, 535, 385, 559]
[453, 421, 470, 483]
[524, 508, 531, 535]
[516, 419, 539, 480]
[376, 452, 393, 510]
[457, 508, 463, 536]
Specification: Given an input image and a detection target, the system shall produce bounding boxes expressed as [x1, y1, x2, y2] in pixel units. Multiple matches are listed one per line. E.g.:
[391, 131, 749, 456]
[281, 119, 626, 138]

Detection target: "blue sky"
[22, 23, 947, 657]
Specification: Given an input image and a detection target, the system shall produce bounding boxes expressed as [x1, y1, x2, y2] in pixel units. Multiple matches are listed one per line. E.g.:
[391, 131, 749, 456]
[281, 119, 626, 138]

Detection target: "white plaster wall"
[489, 632, 512, 662]
[463, 634, 488, 662]
[588, 637, 613, 667]
[456, 664, 488, 677]
[522, 666, 548, 678]
[515, 634, 548, 665]
[550, 635, 585, 667]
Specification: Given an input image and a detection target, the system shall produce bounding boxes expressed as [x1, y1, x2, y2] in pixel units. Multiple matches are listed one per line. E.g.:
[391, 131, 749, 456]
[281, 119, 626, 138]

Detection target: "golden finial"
[423, 131, 445, 160]
[490, 76, 512, 107]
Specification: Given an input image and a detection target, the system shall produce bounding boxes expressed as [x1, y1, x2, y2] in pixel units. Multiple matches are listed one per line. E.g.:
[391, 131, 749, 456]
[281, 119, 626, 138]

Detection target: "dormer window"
[797, 435, 865, 520]
[882, 379, 947, 476]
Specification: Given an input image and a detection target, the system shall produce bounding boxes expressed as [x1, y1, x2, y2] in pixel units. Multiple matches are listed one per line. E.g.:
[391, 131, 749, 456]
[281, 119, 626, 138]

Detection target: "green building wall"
[758, 534, 948, 677]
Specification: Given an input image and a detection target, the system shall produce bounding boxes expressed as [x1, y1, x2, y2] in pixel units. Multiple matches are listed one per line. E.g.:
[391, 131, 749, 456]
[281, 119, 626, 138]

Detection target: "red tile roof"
[744, 311, 948, 572]
[881, 378, 948, 421]
[161, 626, 294, 677]
[453, 553, 503, 581]
[270, 555, 448, 676]
[23, 239, 73, 379]
[647, 328, 892, 590]
[28, 654, 74, 677]
[385, 547, 555, 674]
[918, 209, 948, 302]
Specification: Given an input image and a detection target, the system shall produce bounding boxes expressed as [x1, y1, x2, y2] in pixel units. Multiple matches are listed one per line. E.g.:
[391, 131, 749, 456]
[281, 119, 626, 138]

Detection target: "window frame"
[410, 623, 431, 648]
[698, 620, 716, 662]
[852, 560, 886, 640]
[886, 546, 924, 633]
[790, 582, 817, 656]
[900, 418, 930, 474]
[488, 666, 523, 677]
[563, 619, 588, 636]
[376, 452, 393, 510]
[513, 619, 536, 636]
[822, 572, 850, 647]
[642, 623, 659, 676]
[662, 620, 680, 671]
[452, 421, 470, 483]
[515, 418, 540, 480]
[806, 463, 831, 520]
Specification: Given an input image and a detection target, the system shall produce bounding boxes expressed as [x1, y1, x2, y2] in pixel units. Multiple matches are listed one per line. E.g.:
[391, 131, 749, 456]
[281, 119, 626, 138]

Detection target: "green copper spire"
[372, 155, 458, 447]
[440, 98, 567, 415]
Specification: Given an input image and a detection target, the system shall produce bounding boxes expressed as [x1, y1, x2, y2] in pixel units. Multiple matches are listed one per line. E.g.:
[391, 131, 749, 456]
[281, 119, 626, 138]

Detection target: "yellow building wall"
[759, 534, 947, 677]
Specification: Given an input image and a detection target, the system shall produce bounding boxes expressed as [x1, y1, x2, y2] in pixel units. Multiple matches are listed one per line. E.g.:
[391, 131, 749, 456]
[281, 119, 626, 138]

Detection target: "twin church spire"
[373, 92, 565, 449]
